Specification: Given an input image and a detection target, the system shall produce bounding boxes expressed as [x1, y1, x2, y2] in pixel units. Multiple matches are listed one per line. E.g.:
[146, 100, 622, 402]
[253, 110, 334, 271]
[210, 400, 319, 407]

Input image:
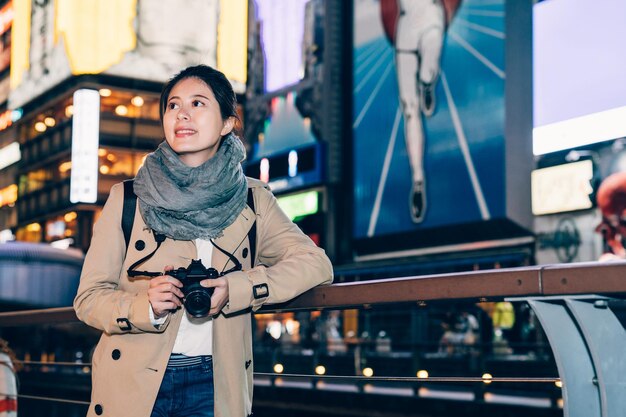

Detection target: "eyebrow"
[168, 94, 211, 102]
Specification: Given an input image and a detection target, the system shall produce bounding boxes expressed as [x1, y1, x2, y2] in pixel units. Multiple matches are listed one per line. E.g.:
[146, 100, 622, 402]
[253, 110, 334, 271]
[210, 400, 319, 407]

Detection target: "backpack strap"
[122, 179, 137, 252]
[247, 187, 257, 268]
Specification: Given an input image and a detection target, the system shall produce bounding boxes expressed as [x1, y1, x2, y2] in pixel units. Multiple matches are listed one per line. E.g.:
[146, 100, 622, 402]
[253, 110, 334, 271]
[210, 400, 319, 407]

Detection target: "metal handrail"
[0, 261, 625, 326]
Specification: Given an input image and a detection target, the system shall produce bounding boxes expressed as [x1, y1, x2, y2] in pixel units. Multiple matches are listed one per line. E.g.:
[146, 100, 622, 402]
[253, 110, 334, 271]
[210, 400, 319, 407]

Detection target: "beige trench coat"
[74, 178, 333, 417]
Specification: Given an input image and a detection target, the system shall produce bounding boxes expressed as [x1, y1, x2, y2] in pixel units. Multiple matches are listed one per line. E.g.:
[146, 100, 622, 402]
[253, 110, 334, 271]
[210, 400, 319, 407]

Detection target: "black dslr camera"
[166, 259, 219, 318]
[126, 235, 243, 317]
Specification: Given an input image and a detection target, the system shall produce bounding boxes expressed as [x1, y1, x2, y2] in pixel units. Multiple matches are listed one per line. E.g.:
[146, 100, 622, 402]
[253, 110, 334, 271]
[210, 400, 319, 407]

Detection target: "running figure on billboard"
[380, 0, 460, 222]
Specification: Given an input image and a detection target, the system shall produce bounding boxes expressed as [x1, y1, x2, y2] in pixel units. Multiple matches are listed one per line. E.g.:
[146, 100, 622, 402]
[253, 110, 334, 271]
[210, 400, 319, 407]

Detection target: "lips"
[174, 128, 197, 137]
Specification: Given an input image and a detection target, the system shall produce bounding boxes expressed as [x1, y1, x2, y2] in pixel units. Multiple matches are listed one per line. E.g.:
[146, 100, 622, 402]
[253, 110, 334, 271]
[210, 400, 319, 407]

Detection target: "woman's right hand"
[148, 266, 184, 318]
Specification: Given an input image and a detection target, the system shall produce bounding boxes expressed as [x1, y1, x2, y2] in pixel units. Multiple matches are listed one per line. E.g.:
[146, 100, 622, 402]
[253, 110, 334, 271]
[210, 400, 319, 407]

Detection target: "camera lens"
[184, 287, 212, 317]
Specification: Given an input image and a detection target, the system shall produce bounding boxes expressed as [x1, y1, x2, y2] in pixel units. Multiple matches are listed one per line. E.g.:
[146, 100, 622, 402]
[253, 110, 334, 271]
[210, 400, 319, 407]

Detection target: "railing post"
[511, 295, 626, 417]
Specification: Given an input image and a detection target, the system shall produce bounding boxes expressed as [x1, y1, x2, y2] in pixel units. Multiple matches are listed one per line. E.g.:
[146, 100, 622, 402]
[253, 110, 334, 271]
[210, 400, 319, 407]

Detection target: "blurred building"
[0, 0, 17, 243]
[0, 0, 249, 251]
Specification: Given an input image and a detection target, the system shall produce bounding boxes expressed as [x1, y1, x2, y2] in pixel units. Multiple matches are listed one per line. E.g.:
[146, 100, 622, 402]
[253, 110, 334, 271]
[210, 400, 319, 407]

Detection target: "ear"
[221, 117, 236, 136]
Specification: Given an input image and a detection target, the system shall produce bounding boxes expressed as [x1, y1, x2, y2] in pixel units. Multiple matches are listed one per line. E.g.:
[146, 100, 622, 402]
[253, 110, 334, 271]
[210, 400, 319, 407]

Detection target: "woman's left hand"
[201, 277, 229, 316]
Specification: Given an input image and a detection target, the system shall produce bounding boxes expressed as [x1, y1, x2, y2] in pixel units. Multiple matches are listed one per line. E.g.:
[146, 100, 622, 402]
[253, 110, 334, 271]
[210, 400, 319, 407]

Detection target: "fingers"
[200, 277, 226, 288]
[149, 276, 184, 297]
[207, 279, 229, 316]
[148, 273, 185, 317]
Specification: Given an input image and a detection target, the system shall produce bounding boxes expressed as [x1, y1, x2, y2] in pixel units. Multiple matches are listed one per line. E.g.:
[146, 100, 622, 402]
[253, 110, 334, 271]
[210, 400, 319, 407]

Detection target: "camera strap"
[210, 239, 243, 275]
[126, 233, 167, 277]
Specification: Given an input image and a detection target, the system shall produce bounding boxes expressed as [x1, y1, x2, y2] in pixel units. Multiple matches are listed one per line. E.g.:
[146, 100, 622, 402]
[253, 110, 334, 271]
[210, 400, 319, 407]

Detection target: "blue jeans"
[150, 356, 214, 417]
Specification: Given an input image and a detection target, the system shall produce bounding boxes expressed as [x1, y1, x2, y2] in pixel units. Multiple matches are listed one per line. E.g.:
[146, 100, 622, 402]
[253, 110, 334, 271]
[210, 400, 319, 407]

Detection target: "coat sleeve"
[73, 183, 169, 334]
[222, 186, 333, 314]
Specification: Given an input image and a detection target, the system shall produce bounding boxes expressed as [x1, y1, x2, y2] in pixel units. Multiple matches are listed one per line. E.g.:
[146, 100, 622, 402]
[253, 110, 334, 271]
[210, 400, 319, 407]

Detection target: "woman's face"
[163, 77, 234, 167]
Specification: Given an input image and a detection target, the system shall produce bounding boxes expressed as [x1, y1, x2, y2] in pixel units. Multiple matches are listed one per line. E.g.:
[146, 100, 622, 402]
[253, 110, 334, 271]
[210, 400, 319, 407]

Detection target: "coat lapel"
[211, 205, 256, 271]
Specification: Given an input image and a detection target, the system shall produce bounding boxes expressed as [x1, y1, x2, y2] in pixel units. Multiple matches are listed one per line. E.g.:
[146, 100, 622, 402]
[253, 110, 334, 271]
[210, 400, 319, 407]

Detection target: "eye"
[167, 102, 179, 110]
[192, 100, 205, 107]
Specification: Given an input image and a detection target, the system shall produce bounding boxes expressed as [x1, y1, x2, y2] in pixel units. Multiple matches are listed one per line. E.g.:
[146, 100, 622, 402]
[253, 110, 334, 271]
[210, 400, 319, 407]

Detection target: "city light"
[115, 105, 128, 117]
[64, 212, 77, 223]
[34, 122, 46, 132]
[26, 223, 41, 232]
[362, 367, 374, 377]
[0, 143, 21, 170]
[131, 96, 144, 107]
[99, 88, 112, 97]
[416, 370, 429, 379]
[273, 363, 284, 374]
[288, 150, 298, 178]
[555, 380, 563, 388]
[260, 158, 270, 183]
[44, 117, 56, 127]
[58, 161, 72, 173]
[65, 105, 74, 117]
[482, 373, 493, 384]
[315, 365, 326, 375]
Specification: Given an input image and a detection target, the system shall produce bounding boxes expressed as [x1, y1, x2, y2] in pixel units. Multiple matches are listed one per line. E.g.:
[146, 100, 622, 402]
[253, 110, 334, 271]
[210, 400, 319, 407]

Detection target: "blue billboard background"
[353, 0, 506, 240]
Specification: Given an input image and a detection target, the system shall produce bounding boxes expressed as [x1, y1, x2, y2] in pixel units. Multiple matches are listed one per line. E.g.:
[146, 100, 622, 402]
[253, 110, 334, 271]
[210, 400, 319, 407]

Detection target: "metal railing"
[0, 261, 625, 417]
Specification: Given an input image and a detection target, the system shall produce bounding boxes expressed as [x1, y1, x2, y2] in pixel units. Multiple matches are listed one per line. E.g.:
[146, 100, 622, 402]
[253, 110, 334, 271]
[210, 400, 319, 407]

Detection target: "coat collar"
[211, 204, 256, 270]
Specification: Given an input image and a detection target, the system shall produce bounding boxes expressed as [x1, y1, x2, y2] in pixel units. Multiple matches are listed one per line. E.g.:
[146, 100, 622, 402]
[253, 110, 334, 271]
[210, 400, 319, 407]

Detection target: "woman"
[74, 65, 333, 417]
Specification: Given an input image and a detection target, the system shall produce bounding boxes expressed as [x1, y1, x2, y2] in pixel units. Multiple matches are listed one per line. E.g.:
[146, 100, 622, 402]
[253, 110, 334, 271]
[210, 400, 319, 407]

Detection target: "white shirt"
[150, 239, 214, 356]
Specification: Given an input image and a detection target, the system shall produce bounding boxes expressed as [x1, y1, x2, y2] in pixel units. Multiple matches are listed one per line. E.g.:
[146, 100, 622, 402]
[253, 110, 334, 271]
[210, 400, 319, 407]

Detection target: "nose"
[176, 108, 190, 120]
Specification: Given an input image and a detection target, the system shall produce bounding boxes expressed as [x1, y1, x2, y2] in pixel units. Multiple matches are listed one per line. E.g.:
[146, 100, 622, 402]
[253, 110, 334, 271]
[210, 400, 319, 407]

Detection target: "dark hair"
[159, 65, 238, 123]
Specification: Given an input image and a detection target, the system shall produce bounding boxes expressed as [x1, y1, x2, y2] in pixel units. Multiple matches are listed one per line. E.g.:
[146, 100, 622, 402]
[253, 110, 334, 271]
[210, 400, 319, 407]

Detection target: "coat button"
[242, 247, 248, 258]
[95, 404, 103, 415]
[112, 349, 121, 360]
[135, 240, 146, 251]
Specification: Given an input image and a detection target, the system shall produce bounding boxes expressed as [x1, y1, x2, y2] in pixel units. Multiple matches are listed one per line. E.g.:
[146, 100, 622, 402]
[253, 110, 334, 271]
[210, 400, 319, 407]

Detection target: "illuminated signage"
[277, 191, 319, 221]
[0, 108, 21, 132]
[255, 0, 308, 92]
[0, 1, 14, 35]
[533, 0, 626, 155]
[70, 89, 100, 204]
[246, 142, 324, 193]
[0, 142, 20, 169]
[218, 0, 248, 92]
[9, 0, 30, 92]
[56, 0, 136, 74]
[0, 184, 17, 207]
[10, 0, 246, 108]
[531, 160, 594, 215]
[0, 1, 12, 73]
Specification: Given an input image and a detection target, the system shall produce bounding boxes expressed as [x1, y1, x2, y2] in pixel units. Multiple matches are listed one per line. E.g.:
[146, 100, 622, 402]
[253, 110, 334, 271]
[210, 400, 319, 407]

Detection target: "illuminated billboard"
[245, 0, 326, 194]
[9, 0, 247, 108]
[533, 0, 626, 155]
[531, 160, 594, 216]
[352, 0, 532, 259]
[252, 0, 317, 93]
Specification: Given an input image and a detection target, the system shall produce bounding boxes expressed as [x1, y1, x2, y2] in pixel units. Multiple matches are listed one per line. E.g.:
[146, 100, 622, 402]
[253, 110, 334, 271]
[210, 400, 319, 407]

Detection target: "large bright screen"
[533, 0, 626, 155]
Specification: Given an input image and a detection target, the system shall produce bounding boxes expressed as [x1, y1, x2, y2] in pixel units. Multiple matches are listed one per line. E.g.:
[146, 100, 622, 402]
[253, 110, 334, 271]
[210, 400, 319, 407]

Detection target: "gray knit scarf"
[133, 133, 248, 240]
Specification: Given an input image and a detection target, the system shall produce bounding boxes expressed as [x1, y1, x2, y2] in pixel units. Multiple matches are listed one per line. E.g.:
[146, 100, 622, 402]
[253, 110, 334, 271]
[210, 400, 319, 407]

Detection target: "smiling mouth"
[175, 129, 197, 137]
